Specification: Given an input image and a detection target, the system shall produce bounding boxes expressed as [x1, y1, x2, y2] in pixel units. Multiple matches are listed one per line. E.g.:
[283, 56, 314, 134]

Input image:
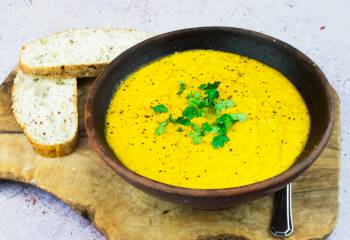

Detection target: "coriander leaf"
[201, 122, 212, 134]
[152, 80, 246, 149]
[197, 81, 221, 107]
[188, 131, 204, 144]
[205, 88, 219, 100]
[177, 81, 186, 96]
[199, 97, 212, 107]
[214, 99, 236, 114]
[174, 116, 191, 126]
[188, 123, 205, 144]
[210, 125, 220, 134]
[170, 115, 191, 126]
[200, 88, 219, 107]
[154, 121, 168, 135]
[190, 122, 201, 131]
[199, 81, 221, 90]
[188, 131, 203, 144]
[187, 91, 202, 107]
[216, 114, 234, 133]
[200, 109, 211, 118]
[152, 104, 168, 113]
[223, 116, 233, 133]
[187, 125, 203, 144]
[182, 106, 202, 119]
[229, 113, 248, 122]
[216, 113, 247, 134]
[168, 114, 175, 123]
[212, 133, 230, 148]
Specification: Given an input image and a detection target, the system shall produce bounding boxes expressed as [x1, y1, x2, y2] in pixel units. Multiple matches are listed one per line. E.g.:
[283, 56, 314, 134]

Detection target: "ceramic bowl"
[85, 27, 335, 209]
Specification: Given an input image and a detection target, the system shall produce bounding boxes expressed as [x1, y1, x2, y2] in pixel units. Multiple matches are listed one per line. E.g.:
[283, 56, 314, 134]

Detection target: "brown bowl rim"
[85, 26, 335, 198]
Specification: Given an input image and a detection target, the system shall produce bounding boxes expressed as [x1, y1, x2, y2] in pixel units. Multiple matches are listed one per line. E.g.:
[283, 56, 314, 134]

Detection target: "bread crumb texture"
[12, 70, 77, 146]
[20, 28, 150, 68]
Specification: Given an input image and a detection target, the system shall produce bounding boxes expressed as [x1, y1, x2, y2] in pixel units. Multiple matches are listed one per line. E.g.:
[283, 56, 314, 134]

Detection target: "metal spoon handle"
[270, 183, 294, 237]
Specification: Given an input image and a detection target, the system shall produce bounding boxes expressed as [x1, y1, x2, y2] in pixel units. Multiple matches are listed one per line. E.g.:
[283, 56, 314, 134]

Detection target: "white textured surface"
[0, 0, 348, 239]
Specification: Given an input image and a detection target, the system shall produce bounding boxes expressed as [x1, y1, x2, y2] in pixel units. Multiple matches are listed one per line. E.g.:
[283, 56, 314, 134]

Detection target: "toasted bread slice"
[19, 28, 150, 78]
[12, 70, 78, 157]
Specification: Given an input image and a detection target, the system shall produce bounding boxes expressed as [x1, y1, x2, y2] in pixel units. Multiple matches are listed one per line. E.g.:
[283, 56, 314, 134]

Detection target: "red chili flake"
[320, 26, 326, 30]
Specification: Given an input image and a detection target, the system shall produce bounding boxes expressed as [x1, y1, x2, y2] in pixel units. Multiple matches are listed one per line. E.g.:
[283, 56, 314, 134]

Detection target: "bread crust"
[11, 71, 79, 158]
[20, 61, 107, 78]
[29, 134, 78, 158]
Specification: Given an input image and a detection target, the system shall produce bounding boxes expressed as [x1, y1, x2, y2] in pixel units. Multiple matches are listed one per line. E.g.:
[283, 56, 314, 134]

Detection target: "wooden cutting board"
[0, 70, 339, 240]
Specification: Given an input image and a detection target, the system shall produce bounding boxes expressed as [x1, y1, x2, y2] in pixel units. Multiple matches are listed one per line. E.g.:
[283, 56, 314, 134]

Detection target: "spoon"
[270, 183, 294, 237]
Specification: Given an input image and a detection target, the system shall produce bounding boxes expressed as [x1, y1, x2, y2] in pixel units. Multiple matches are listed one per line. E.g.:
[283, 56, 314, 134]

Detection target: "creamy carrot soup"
[105, 50, 310, 189]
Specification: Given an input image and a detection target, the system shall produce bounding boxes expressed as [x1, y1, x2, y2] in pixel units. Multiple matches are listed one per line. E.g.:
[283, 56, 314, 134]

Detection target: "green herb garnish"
[199, 81, 221, 90]
[212, 133, 230, 148]
[169, 114, 191, 126]
[154, 121, 168, 135]
[188, 130, 204, 144]
[177, 81, 186, 96]
[153, 81, 247, 149]
[216, 114, 235, 133]
[214, 99, 235, 115]
[152, 104, 168, 113]
[229, 113, 248, 122]
[198, 81, 221, 107]
[174, 116, 191, 126]
[182, 106, 202, 119]
[187, 91, 202, 107]
[189, 123, 204, 144]
[201, 122, 213, 134]
[168, 114, 175, 123]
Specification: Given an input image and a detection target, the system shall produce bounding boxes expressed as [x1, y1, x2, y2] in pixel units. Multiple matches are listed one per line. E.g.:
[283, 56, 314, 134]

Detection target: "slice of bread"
[20, 28, 150, 78]
[12, 70, 78, 157]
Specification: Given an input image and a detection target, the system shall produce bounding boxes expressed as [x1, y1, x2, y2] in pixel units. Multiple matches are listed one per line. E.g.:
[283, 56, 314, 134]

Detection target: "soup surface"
[105, 50, 310, 189]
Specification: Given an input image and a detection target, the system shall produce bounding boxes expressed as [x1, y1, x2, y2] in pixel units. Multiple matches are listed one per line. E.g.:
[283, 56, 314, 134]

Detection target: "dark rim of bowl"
[85, 26, 335, 198]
